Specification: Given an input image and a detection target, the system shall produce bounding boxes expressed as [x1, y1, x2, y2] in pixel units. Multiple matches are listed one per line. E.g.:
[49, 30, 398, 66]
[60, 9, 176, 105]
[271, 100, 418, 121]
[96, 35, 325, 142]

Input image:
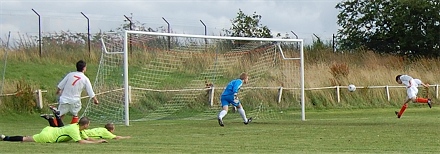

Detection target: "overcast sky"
[1, 0, 342, 43]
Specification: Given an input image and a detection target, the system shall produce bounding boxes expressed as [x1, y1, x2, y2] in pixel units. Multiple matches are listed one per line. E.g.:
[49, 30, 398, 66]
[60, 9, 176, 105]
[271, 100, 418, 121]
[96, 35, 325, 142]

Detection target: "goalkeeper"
[217, 72, 252, 127]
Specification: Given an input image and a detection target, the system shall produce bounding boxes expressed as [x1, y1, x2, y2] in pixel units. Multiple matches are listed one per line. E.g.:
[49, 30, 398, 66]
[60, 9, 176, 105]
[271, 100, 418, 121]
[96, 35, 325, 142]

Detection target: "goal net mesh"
[83, 31, 302, 124]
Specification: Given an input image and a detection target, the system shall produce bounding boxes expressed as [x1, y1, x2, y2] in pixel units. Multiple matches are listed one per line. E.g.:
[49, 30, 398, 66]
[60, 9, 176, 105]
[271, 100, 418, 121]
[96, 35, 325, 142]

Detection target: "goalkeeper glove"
[234, 93, 239, 103]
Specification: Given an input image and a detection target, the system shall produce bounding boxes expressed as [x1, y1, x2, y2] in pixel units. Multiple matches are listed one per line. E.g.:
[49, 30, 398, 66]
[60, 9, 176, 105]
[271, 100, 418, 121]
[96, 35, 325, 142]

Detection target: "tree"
[116, 14, 165, 32]
[226, 9, 273, 38]
[336, 0, 440, 57]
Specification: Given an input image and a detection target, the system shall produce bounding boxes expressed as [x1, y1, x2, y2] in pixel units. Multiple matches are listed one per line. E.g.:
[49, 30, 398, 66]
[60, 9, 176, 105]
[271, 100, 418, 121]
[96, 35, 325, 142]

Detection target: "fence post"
[209, 86, 215, 106]
[35, 89, 43, 109]
[336, 86, 340, 103]
[386, 85, 390, 101]
[277, 86, 283, 103]
[436, 84, 439, 99]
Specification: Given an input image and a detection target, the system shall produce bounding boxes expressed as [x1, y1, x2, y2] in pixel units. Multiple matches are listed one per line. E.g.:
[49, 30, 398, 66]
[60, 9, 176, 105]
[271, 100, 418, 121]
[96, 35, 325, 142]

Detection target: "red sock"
[416, 98, 428, 103]
[52, 119, 58, 127]
[70, 116, 79, 124]
[398, 104, 408, 117]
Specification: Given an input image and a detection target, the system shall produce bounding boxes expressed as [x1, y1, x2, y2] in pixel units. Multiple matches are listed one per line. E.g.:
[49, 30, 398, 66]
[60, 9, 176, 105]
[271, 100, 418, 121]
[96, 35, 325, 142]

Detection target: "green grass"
[1, 59, 99, 91]
[1, 108, 440, 153]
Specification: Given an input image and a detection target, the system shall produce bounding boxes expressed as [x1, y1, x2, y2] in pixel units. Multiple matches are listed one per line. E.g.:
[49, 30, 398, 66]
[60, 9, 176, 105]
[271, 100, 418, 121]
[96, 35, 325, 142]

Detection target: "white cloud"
[0, 23, 21, 40]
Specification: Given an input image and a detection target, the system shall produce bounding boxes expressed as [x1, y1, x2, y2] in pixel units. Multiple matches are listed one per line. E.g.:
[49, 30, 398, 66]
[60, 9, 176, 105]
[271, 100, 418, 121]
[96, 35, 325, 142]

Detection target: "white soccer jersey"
[57, 72, 95, 104]
[399, 75, 417, 88]
[413, 79, 424, 86]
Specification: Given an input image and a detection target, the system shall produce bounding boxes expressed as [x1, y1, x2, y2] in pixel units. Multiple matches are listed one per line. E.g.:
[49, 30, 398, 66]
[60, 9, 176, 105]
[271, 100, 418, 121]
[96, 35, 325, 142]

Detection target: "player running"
[394, 74, 432, 118]
[55, 60, 99, 124]
[217, 72, 252, 127]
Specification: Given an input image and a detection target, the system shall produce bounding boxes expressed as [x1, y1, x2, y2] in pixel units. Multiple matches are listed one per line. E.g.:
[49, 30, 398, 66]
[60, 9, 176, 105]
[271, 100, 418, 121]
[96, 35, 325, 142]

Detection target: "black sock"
[52, 113, 64, 127]
[56, 117, 64, 127]
[4, 136, 23, 142]
[48, 118, 56, 127]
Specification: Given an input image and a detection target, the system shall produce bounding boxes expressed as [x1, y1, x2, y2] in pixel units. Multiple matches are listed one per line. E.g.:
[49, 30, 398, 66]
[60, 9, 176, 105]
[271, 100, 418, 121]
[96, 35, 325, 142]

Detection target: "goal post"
[83, 30, 305, 126]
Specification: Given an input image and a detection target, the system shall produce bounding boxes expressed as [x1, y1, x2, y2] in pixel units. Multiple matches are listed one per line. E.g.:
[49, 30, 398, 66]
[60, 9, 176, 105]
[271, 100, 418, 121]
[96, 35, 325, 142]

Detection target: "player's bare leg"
[22, 136, 35, 142]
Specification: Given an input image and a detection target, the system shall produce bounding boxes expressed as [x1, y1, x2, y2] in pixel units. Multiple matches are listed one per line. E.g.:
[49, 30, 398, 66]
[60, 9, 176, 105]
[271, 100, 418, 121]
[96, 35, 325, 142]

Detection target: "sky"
[0, 0, 342, 44]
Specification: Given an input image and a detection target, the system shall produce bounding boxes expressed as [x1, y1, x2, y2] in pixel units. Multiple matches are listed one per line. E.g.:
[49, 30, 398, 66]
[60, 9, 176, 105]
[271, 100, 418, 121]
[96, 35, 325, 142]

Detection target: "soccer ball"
[348, 84, 356, 92]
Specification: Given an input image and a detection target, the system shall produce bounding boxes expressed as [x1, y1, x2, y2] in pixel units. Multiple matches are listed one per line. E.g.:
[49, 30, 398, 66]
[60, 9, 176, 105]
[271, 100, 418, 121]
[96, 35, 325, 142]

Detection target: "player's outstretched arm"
[114, 136, 131, 140]
[404, 97, 412, 104]
[78, 139, 107, 144]
[92, 97, 99, 104]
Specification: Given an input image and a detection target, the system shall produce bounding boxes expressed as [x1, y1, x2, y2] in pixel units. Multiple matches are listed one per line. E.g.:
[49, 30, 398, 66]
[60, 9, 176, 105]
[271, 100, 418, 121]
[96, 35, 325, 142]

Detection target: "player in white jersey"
[55, 60, 99, 124]
[394, 74, 431, 118]
[413, 79, 429, 87]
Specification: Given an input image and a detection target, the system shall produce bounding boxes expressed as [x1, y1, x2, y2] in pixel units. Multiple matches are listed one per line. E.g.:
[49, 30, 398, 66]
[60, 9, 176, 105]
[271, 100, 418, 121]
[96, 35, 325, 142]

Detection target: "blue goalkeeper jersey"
[221, 79, 243, 96]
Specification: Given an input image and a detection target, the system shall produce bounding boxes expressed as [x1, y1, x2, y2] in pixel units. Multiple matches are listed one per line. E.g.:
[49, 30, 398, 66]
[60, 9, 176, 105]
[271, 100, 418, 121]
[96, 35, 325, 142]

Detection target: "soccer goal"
[82, 31, 304, 126]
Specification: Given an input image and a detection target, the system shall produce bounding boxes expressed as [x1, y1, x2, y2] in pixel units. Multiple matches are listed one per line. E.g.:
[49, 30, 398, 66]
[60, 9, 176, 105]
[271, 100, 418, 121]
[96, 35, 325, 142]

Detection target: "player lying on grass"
[395, 74, 432, 118]
[83, 123, 131, 140]
[217, 72, 252, 127]
[0, 117, 107, 144]
[41, 109, 130, 140]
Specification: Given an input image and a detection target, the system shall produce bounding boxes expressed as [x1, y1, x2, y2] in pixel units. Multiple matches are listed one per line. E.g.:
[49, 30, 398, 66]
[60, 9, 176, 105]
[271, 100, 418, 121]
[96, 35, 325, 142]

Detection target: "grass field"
[1, 107, 440, 153]
[1, 41, 440, 153]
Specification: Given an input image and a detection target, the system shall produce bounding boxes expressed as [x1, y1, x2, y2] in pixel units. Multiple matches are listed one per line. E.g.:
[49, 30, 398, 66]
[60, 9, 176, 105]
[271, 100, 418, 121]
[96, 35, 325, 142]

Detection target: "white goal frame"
[110, 30, 305, 126]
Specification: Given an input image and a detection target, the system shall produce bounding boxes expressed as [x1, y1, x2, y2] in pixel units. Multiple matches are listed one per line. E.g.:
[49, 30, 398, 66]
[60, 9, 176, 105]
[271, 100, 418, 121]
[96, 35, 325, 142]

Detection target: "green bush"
[1, 80, 39, 113]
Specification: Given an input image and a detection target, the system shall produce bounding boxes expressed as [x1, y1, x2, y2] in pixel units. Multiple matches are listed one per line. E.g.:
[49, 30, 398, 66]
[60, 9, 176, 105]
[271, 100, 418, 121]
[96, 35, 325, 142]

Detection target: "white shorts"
[58, 102, 81, 116]
[406, 86, 418, 99]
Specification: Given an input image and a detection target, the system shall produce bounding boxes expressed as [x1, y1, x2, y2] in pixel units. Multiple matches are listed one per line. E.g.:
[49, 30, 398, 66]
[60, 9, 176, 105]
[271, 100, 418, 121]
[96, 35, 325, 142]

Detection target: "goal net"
[82, 31, 304, 125]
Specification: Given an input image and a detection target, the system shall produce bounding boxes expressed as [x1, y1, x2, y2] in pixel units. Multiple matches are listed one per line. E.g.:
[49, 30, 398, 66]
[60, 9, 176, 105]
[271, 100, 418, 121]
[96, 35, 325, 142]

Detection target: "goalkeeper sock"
[398, 104, 408, 117]
[237, 107, 248, 123]
[3, 136, 23, 142]
[70, 116, 79, 124]
[218, 110, 227, 119]
[416, 98, 428, 103]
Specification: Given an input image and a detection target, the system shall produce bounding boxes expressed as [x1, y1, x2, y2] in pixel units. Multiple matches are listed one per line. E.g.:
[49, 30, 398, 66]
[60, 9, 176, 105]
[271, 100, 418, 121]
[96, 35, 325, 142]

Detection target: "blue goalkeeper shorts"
[220, 95, 240, 107]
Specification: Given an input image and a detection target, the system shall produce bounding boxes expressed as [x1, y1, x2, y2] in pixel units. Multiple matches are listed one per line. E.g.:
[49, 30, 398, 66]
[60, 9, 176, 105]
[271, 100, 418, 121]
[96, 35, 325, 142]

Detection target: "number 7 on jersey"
[72, 75, 81, 86]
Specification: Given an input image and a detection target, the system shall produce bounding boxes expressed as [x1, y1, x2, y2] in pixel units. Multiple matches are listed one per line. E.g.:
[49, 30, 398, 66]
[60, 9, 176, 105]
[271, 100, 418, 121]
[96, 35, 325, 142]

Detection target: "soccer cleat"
[1, 134, 5, 141]
[49, 105, 60, 115]
[218, 118, 224, 127]
[40, 114, 53, 120]
[395, 111, 401, 118]
[427, 99, 432, 108]
[40, 114, 49, 120]
[244, 117, 253, 125]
